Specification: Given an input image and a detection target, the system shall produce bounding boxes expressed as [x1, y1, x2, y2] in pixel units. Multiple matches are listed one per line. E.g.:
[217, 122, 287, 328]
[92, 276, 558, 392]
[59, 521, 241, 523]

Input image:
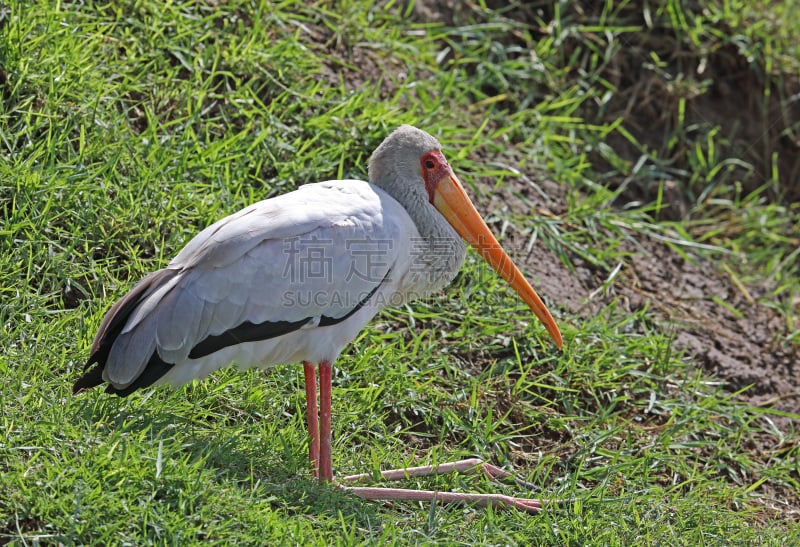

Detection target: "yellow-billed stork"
[74, 125, 562, 513]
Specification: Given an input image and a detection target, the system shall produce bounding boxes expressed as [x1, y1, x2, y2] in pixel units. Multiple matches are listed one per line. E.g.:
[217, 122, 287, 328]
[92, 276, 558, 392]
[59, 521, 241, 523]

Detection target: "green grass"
[2, 0, 799, 544]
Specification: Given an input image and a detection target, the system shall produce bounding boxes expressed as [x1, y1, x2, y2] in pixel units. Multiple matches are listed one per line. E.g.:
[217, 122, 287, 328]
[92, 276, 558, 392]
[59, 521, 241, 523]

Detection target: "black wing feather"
[73, 269, 176, 395]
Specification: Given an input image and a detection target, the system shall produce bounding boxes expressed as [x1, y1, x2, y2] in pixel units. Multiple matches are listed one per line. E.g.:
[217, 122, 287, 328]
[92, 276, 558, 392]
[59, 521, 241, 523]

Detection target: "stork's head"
[368, 125, 563, 349]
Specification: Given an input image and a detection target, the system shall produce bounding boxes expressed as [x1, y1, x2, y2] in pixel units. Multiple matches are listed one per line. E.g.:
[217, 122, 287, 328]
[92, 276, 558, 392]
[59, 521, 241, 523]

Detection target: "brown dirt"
[487, 175, 798, 413]
[484, 171, 799, 519]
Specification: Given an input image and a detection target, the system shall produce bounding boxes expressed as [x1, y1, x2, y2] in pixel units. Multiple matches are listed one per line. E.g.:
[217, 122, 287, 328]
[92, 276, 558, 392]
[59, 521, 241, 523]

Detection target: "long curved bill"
[432, 172, 563, 349]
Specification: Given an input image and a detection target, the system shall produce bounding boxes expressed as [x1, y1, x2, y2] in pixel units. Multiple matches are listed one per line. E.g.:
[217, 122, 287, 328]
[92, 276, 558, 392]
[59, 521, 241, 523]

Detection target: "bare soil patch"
[488, 171, 799, 517]
[482, 172, 798, 411]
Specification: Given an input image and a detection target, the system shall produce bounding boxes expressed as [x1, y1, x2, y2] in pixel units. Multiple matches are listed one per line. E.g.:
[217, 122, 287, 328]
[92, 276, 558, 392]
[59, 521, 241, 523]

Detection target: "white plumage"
[108, 179, 460, 389]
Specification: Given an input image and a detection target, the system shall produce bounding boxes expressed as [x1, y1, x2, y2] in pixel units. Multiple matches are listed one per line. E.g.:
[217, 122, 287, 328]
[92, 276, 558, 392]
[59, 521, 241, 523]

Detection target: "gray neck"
[373, 172, 467, 293]
[367, 125, 467, 293]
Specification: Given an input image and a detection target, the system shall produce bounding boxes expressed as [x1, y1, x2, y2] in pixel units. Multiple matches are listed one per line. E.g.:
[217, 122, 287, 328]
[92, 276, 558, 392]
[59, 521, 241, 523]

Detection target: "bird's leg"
[302, 360, 320, 478]
[318, 359, 333, 482]
[305, 358, 542, 512]
[339, 458, 544, 514]
[343, 487, 542, 514]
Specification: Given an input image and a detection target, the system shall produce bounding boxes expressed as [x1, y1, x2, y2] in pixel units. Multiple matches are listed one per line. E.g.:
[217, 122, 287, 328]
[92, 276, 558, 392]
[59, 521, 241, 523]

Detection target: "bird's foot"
[341, 486, 542, 514]
[342, 457, 537, 489]
[339, 457, 545, 514]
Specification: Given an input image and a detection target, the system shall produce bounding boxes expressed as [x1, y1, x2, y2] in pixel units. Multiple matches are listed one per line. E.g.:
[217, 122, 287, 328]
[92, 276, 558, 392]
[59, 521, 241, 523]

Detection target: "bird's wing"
[94, 180, 416, 389]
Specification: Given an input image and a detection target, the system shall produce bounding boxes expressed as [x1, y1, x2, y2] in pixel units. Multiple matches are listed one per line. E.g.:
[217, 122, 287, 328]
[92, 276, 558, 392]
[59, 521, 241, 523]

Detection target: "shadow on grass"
[70, 389, 385, 525]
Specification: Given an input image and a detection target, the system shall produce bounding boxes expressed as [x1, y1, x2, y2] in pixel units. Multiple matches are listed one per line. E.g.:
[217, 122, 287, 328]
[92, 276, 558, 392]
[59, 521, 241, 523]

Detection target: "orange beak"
[431, 171, 563, 349]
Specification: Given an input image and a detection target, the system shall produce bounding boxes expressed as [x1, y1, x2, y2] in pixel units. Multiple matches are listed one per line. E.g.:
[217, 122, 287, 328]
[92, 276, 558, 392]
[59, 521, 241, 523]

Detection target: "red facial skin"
[420, 150, 453, 204]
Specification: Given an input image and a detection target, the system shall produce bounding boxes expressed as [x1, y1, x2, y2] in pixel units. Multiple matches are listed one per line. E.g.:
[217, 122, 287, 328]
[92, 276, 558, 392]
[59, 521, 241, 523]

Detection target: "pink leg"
[342, 458, 535, 489]
[302, 361, 545, 513]
[344, 487, 542, 514]
[340, 458, 545, 514]
[318, 360, 333, 482]
[302, 361, 320, 478]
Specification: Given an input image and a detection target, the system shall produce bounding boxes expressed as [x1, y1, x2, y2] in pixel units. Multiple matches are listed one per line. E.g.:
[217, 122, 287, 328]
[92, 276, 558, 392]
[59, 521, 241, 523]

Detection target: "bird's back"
[74, 180, 417, 396]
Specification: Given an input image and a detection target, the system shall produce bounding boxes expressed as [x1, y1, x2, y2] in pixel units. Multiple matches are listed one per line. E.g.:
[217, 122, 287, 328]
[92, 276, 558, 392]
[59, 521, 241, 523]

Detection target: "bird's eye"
[424, 159, 436, 169]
